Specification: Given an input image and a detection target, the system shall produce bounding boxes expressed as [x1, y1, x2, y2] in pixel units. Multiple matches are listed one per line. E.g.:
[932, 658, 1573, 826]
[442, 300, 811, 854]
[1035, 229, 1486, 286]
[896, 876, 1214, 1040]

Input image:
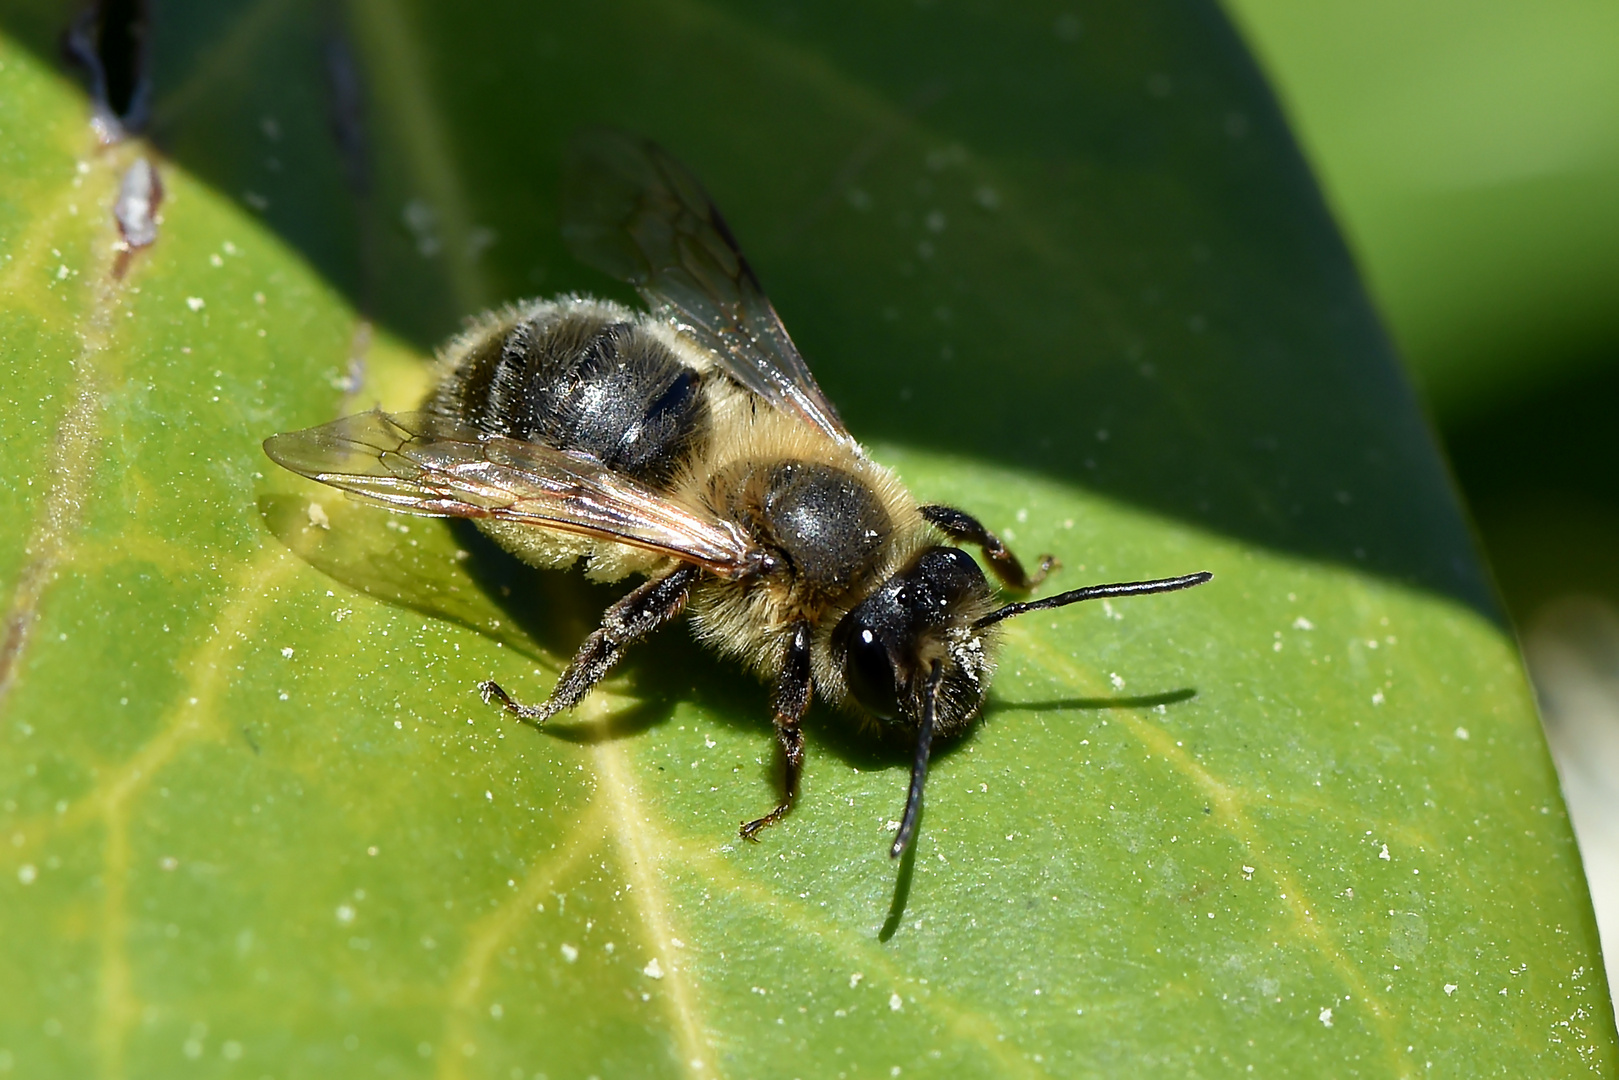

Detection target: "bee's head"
[832, 545, 996, 735]
[834, 546, 1213, 858]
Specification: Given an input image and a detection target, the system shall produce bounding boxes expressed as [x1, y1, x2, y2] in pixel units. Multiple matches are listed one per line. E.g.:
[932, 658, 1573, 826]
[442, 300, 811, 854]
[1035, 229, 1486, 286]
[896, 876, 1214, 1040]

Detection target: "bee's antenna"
[891, 660, 945, 859]
[973, 571, 1212, 631]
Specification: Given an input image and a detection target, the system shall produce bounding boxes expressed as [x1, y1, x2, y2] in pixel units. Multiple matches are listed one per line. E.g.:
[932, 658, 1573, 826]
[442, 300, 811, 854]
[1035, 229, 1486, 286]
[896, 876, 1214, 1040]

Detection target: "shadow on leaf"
[538, 701, 672, 745]
[880, 814, 922, 942]
[988, 687, 1199, 714]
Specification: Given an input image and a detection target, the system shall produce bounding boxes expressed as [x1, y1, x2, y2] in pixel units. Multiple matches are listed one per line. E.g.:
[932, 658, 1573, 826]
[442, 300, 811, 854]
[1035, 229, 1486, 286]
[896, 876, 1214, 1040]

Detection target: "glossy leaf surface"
[0, 2, 1612, 1077]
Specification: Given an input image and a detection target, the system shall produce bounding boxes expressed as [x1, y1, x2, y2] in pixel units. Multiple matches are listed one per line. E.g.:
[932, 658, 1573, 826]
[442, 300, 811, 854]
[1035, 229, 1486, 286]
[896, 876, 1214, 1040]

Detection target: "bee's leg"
[740, 622, 813, 841]
[480, 563, 703, 723]
[919, 504, 1057, 590]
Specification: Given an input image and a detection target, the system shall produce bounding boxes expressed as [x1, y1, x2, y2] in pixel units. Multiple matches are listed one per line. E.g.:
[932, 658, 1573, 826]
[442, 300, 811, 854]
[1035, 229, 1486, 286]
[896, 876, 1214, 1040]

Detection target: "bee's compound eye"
[842, 621, 902, 721]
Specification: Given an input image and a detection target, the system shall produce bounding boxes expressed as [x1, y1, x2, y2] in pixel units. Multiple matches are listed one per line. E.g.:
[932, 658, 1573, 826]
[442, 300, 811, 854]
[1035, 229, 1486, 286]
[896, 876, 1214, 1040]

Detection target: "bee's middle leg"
[480, 563, 703, 723]
[741, 622, 812, 841]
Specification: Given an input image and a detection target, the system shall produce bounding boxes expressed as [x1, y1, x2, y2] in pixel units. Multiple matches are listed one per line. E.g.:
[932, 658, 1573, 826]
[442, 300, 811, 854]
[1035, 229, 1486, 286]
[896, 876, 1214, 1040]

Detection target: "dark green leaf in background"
[0, 1, 1612, 1077]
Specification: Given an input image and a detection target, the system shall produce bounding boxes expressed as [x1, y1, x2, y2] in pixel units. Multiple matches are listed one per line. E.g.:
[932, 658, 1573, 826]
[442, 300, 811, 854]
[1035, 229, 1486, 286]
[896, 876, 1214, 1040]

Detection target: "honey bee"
[264, 130, 1210, 856]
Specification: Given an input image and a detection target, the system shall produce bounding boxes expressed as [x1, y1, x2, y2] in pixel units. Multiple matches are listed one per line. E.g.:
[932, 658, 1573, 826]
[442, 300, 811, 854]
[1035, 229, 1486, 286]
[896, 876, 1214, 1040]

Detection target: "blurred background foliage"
[1226, 0, 1619, 984]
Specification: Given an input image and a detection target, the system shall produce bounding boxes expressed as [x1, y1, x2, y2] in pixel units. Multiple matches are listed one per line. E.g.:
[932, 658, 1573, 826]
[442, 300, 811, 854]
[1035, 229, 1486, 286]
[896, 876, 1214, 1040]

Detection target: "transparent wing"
[263, 411, 763, 578]
[561, 128, 854, 446]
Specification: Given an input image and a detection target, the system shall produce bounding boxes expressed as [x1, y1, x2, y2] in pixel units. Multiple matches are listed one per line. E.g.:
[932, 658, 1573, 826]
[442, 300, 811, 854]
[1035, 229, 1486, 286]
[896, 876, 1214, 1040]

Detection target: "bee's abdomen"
[734, 461, 892, 590]
[438, 308, 710, 490]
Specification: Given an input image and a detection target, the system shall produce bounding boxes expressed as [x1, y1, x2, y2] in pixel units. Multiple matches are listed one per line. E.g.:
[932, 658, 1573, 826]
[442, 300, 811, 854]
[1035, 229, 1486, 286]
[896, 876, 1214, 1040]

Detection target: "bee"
[264, 130, 1210, 857]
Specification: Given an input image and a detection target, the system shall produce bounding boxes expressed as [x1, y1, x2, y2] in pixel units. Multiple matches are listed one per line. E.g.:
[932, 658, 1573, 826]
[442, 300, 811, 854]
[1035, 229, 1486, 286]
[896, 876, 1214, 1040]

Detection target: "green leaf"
[1, 2, 1613, 1078]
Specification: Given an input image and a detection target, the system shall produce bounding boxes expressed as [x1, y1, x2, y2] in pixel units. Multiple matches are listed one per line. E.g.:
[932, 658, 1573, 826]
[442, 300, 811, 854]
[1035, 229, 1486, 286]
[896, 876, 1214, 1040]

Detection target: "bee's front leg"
[481, 563, 703, 724]
[920, 504, 1057, 590]
[741, 622, 812, 841]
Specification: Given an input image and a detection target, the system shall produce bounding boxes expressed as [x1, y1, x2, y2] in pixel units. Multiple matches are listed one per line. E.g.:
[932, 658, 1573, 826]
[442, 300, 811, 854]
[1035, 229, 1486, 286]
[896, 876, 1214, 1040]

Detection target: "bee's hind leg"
[920, 504, 1057, 590]
[480, 563, 703, 725]
[740, 622, 812, 841]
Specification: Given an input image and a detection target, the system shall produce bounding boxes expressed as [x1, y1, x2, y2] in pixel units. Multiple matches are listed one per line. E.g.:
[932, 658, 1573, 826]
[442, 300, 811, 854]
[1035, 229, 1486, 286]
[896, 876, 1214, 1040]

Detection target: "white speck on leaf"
[1444, 984, 1458, 996]
[850, 972, 863, 988]
[186, 296, 205, 312]
[1319, 1007, 1333, 1027]
[1455, 727, 1469, 740]
[644, 958, 664, 979]
[889, 993, 904, 1012]
[1379, 844, 1391, 861]
[560, 943, 578, 963]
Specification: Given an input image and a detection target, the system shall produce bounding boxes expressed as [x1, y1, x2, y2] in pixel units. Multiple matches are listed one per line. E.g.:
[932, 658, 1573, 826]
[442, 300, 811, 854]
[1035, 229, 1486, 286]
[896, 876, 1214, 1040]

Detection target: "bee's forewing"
[264, 410, 763, 578]
[561, 128, 854, 448]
